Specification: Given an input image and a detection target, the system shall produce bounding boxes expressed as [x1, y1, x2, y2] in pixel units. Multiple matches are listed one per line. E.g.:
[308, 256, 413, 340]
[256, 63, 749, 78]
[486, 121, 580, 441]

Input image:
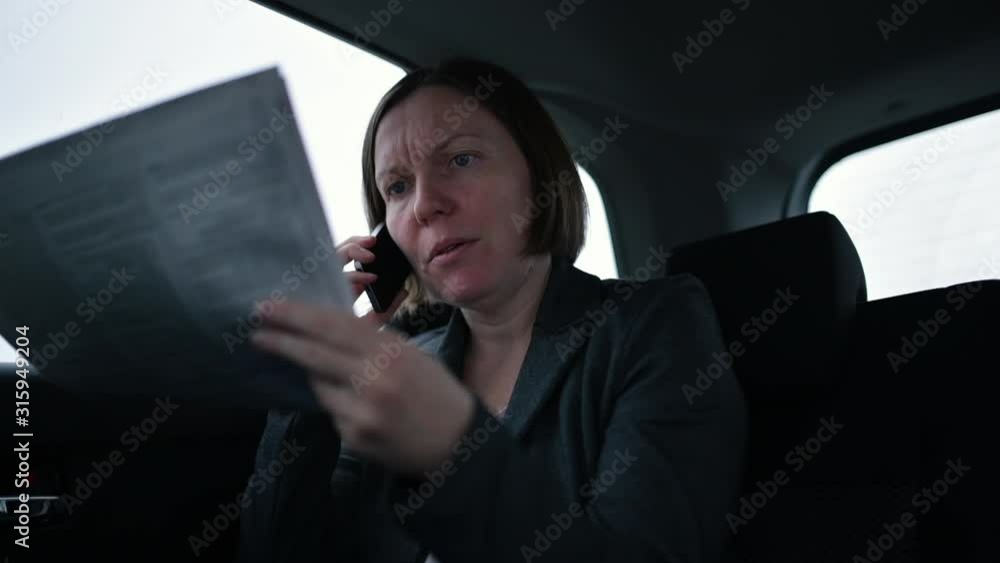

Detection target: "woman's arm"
[386, 275, 749, 562]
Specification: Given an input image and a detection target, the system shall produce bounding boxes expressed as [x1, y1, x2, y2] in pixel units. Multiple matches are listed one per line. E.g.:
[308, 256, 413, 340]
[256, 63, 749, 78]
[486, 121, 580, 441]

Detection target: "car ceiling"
[256, 0, 1000, 275]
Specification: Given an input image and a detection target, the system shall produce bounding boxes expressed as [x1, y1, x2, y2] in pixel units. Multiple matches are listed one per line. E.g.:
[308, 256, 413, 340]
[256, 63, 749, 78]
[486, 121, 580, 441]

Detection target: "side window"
[574, 168, 619, 280]
[0, 1, 618, 361]
[0, 0, 403, 360]
[808, 108, 1000, 300]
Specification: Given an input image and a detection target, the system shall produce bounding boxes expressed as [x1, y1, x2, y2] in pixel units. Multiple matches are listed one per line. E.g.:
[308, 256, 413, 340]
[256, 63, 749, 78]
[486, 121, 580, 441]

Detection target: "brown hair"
[361, 58, 588, 319]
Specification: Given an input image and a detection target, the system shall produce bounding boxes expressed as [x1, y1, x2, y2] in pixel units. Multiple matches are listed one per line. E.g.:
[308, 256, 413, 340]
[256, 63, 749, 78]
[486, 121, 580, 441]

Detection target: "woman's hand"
[250, 299, 476, 477]
[337, 234, 407, 326]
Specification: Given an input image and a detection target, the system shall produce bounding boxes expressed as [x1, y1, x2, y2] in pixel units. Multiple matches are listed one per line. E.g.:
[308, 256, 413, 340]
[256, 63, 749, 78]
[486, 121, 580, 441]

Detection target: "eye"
[385, 180, 407, 197]
[451, 153, 476, 168]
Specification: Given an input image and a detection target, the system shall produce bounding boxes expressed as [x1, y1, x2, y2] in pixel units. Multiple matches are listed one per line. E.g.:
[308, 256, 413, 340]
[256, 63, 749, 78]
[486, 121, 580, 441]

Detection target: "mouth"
[428, 239, 476, 265]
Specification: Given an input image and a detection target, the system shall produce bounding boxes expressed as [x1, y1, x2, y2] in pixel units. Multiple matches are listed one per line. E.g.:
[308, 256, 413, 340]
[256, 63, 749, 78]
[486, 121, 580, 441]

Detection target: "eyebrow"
[375, 165, 407, 187]
[375, 133, 481, 185]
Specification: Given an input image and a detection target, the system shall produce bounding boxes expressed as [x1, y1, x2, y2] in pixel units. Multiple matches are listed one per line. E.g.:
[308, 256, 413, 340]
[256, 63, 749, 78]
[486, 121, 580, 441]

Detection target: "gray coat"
[238, 256, 748, 563]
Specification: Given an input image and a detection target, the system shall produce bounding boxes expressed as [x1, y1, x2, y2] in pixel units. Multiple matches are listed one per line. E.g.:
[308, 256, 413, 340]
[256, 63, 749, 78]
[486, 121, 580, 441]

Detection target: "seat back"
[667, 211, 866, 471]
[669, 212, 996, 561]
[847, 281, 999, 562]
[668, 211, 865, 387]
[669, 212, 921, 562]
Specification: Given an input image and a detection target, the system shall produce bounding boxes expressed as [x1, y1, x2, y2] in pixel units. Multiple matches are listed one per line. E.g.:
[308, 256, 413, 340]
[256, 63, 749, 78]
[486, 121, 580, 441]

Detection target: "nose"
[411, 177, 454, 225]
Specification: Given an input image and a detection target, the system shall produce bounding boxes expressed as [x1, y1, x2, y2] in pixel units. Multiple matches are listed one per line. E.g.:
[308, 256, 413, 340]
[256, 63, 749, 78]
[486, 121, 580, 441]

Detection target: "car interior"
[2, 0, 997, 561]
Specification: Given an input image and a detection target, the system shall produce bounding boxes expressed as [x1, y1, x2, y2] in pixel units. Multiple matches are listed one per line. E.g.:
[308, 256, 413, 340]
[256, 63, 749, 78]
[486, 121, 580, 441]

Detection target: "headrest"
[666, 212, 866, 385]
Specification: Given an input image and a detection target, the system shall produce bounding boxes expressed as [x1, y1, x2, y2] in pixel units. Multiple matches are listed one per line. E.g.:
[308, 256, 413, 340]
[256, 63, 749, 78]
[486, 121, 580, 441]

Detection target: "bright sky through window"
[810, 107, 1000, 300]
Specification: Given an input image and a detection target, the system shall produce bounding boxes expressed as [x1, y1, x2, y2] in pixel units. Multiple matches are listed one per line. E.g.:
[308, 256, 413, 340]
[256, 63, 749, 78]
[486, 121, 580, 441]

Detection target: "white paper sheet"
[0, 68, 351, 411]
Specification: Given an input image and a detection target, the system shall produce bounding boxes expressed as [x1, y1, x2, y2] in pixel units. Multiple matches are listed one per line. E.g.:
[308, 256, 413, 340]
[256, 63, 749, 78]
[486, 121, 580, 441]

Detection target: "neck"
[460, 253, 552, 358]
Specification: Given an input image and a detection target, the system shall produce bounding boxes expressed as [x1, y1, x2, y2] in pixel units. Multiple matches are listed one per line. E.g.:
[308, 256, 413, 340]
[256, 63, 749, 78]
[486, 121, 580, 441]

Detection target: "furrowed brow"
[376, 164, 406, 185]
[376, 134, 482, 184]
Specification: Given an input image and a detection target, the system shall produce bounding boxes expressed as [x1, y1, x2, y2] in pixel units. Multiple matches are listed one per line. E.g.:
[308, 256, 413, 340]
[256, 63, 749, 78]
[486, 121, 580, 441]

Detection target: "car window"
[573, 168, 618, 280]
[808, 107, 1000, 300]
[0, 0, 618, 360]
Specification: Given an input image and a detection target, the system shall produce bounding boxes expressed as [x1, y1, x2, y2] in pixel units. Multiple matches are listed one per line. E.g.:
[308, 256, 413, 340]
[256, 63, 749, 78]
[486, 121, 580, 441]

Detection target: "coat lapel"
[430, 256, 604, 440]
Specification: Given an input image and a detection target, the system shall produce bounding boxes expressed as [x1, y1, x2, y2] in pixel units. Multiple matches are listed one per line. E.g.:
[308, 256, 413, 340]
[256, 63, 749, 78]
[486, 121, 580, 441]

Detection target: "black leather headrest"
[667, 212, 866, 385]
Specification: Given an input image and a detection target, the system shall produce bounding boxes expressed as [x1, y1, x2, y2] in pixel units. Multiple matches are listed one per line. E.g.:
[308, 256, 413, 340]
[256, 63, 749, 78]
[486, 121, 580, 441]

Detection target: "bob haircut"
[361, 58, 588, 320]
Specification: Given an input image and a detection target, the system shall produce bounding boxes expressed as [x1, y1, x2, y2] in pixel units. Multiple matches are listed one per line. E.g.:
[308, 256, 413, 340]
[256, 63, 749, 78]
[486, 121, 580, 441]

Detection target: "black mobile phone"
[354, 222, 412, 313]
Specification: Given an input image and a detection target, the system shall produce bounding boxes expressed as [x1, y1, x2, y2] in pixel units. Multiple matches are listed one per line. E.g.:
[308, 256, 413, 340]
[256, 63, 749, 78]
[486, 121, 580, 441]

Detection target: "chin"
[431, 267, 493, 305]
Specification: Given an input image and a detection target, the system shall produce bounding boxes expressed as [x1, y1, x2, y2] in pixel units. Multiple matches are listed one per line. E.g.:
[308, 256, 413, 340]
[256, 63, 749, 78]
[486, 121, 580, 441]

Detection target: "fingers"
[308, 377, 368, 421]
[345, 271, 377, 285]
[338, 235, 380, 300]
[345, 270, 377, 300]
[336, 236, 377, 267]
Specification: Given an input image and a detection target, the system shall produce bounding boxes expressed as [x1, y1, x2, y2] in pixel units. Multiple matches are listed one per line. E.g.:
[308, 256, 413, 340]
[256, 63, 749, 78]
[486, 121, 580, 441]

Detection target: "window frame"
[785, 91, 1000, 217]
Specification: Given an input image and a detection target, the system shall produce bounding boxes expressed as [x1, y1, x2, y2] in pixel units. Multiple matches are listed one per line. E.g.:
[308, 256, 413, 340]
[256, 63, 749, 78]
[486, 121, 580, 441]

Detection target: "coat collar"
[432, 255, 603, 439]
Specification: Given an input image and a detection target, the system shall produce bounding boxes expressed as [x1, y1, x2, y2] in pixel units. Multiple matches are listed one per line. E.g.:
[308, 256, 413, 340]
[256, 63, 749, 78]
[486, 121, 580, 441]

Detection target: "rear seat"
[848, 281, 999, 562]
[667, 212, 922, 562]
[666, 211, 864, 460]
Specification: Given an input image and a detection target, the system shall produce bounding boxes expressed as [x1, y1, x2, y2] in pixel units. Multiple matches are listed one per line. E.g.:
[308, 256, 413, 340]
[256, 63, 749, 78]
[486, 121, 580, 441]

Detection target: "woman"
[239, 58, 747, 563]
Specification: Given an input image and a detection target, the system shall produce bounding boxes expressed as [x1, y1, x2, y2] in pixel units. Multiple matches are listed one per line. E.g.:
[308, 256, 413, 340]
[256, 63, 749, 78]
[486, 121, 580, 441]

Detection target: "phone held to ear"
[354, 222, 413, 313]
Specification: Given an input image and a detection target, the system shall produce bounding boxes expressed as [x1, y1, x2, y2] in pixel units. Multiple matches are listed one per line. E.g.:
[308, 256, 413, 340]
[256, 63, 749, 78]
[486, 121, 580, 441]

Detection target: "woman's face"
[374, 85, 536, 306]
